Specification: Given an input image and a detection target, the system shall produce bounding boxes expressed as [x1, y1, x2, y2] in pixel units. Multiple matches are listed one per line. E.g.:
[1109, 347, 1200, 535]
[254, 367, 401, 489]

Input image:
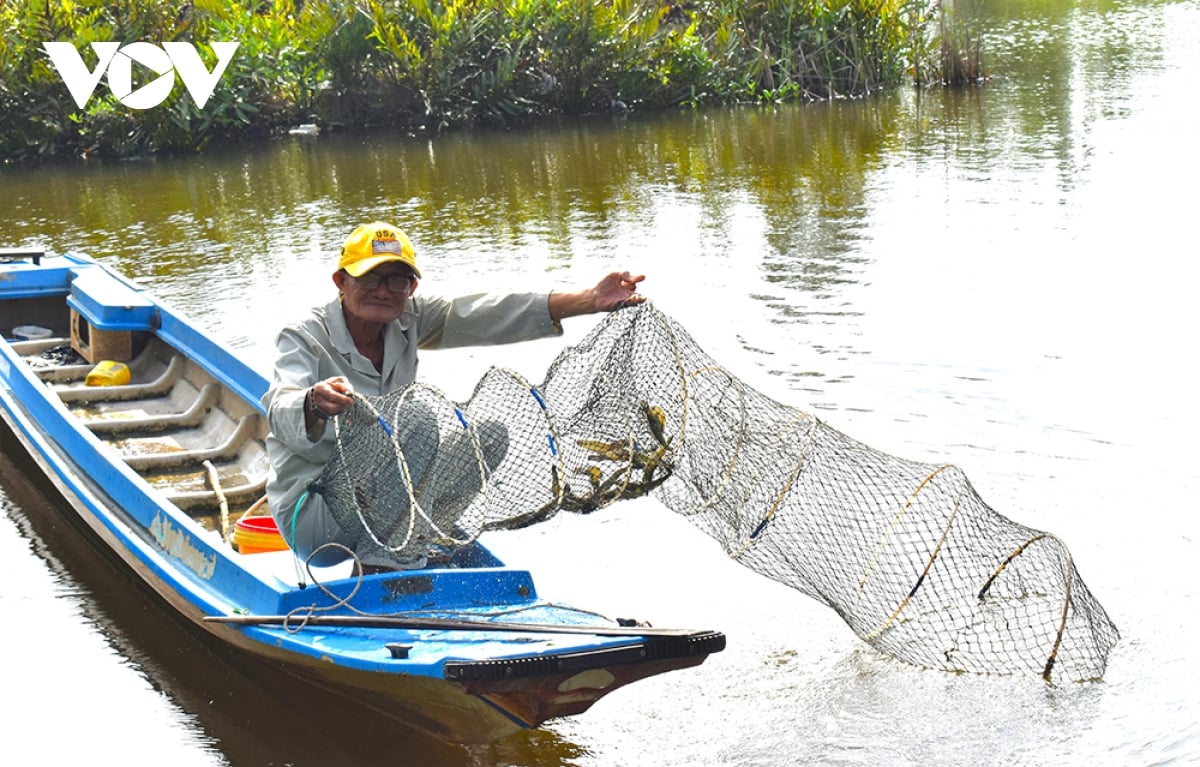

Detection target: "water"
[2, 0, 1199, 763]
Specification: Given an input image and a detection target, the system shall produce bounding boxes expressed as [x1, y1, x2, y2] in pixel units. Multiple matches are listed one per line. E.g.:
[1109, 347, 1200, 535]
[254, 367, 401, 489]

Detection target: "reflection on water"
[3, 0, 1200, 764]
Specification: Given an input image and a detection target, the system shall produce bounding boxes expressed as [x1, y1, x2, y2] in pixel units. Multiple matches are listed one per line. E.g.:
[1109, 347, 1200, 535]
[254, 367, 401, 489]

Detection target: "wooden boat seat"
[86, 383, 220, 435]
[56, 354, 185, 403]
[167, 477, 268, 511]
[34, 362, 95, 383]
[9, 337, 72, 356]
[66, 266, 155, 330]
[121, 413, 261, 471]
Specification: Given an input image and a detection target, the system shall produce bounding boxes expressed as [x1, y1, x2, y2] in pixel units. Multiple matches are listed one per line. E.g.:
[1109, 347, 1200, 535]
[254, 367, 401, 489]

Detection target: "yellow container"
[85, 360, 131, 387]
[233, 515, 289, 554]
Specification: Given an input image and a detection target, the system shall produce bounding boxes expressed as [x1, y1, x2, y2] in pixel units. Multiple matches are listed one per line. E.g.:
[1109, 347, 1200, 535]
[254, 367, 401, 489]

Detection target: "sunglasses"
[351, 271, 414, 292]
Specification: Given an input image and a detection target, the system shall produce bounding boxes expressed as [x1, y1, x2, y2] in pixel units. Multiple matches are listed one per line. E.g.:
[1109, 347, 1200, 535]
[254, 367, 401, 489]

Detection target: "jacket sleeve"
[414, 292, 562, 349]
[261, 323, 331, 452]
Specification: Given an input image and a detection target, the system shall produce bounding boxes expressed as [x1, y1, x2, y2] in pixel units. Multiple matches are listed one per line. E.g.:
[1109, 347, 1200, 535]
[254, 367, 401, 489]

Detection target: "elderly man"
[263, 221, 644, 569]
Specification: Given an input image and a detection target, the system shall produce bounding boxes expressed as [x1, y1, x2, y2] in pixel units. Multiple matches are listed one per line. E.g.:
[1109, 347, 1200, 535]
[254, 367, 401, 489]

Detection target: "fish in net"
[315, 302, 1119, 682]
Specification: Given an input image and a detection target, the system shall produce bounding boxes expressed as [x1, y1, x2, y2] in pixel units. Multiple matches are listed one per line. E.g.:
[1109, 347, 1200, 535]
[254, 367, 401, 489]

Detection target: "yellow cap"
[337, 222, 421, 278]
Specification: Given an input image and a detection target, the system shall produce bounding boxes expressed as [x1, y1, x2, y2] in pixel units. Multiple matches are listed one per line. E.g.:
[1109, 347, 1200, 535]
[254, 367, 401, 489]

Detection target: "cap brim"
[343, 254, 422, 279]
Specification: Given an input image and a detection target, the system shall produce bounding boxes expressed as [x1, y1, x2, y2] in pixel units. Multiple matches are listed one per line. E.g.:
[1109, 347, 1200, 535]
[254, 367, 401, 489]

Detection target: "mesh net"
[316, 303, 1119, 682]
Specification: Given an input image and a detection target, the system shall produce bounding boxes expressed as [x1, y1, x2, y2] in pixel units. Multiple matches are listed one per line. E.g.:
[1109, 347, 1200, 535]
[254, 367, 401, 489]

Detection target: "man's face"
[336, 264, 417, 325]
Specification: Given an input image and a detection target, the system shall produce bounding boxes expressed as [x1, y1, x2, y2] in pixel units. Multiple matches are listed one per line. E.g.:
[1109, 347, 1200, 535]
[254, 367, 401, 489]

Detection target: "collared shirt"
[262, 290, 561, 554]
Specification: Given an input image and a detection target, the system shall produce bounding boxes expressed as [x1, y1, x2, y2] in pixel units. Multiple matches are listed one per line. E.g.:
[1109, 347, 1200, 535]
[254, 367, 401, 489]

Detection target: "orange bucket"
[233, 515, 288, 554]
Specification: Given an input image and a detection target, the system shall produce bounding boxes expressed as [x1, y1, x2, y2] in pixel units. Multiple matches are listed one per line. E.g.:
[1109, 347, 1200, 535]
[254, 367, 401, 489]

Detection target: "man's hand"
[310, 376, 355, 418]
[592, 270, 646, 312]
[549, 271, 647, 321]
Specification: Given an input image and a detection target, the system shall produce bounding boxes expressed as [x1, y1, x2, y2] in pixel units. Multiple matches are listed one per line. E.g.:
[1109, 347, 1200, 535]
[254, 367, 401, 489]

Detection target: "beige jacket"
[262, 291, 560, 563]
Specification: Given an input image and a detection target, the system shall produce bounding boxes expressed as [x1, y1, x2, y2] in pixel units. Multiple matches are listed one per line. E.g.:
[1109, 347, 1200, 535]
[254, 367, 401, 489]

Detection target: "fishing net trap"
[316, 303, 1119, 683]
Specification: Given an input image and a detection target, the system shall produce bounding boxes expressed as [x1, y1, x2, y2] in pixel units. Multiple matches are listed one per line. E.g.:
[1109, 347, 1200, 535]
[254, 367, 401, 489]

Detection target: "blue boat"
[0, 249, 724, 745]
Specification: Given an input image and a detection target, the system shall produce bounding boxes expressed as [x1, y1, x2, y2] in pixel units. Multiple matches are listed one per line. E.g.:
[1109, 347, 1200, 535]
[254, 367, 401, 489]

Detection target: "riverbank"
[1, 0, 980, 162]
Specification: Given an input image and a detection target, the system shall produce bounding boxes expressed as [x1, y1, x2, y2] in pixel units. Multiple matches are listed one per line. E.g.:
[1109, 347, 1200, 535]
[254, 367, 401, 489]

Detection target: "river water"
[2, 0, 1199, 764]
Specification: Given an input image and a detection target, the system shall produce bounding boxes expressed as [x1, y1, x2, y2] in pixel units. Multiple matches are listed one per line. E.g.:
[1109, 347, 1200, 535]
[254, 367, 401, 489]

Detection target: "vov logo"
[42, 41, 240, 110]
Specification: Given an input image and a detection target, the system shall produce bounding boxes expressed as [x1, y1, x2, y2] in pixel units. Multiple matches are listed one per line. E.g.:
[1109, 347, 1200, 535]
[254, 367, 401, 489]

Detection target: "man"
[263, 221, 644, 568]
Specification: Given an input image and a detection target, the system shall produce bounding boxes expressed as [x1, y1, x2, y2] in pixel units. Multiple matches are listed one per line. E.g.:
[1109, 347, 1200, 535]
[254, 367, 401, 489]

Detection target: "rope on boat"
[203, 459, 231, 544]
[243, 494, 268, 516]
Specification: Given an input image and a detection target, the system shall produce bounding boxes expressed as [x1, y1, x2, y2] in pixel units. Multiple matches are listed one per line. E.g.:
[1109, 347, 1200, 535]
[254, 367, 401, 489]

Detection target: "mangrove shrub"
[0, 0, 976, 161]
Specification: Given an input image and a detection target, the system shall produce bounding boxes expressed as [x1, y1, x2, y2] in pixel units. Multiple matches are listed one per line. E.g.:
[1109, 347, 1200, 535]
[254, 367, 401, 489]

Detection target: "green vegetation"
[0, 0, 983, 162]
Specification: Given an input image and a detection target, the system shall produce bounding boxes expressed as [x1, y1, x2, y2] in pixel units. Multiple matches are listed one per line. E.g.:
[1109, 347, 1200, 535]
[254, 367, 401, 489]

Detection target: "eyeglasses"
[350, 271, 414, 292]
